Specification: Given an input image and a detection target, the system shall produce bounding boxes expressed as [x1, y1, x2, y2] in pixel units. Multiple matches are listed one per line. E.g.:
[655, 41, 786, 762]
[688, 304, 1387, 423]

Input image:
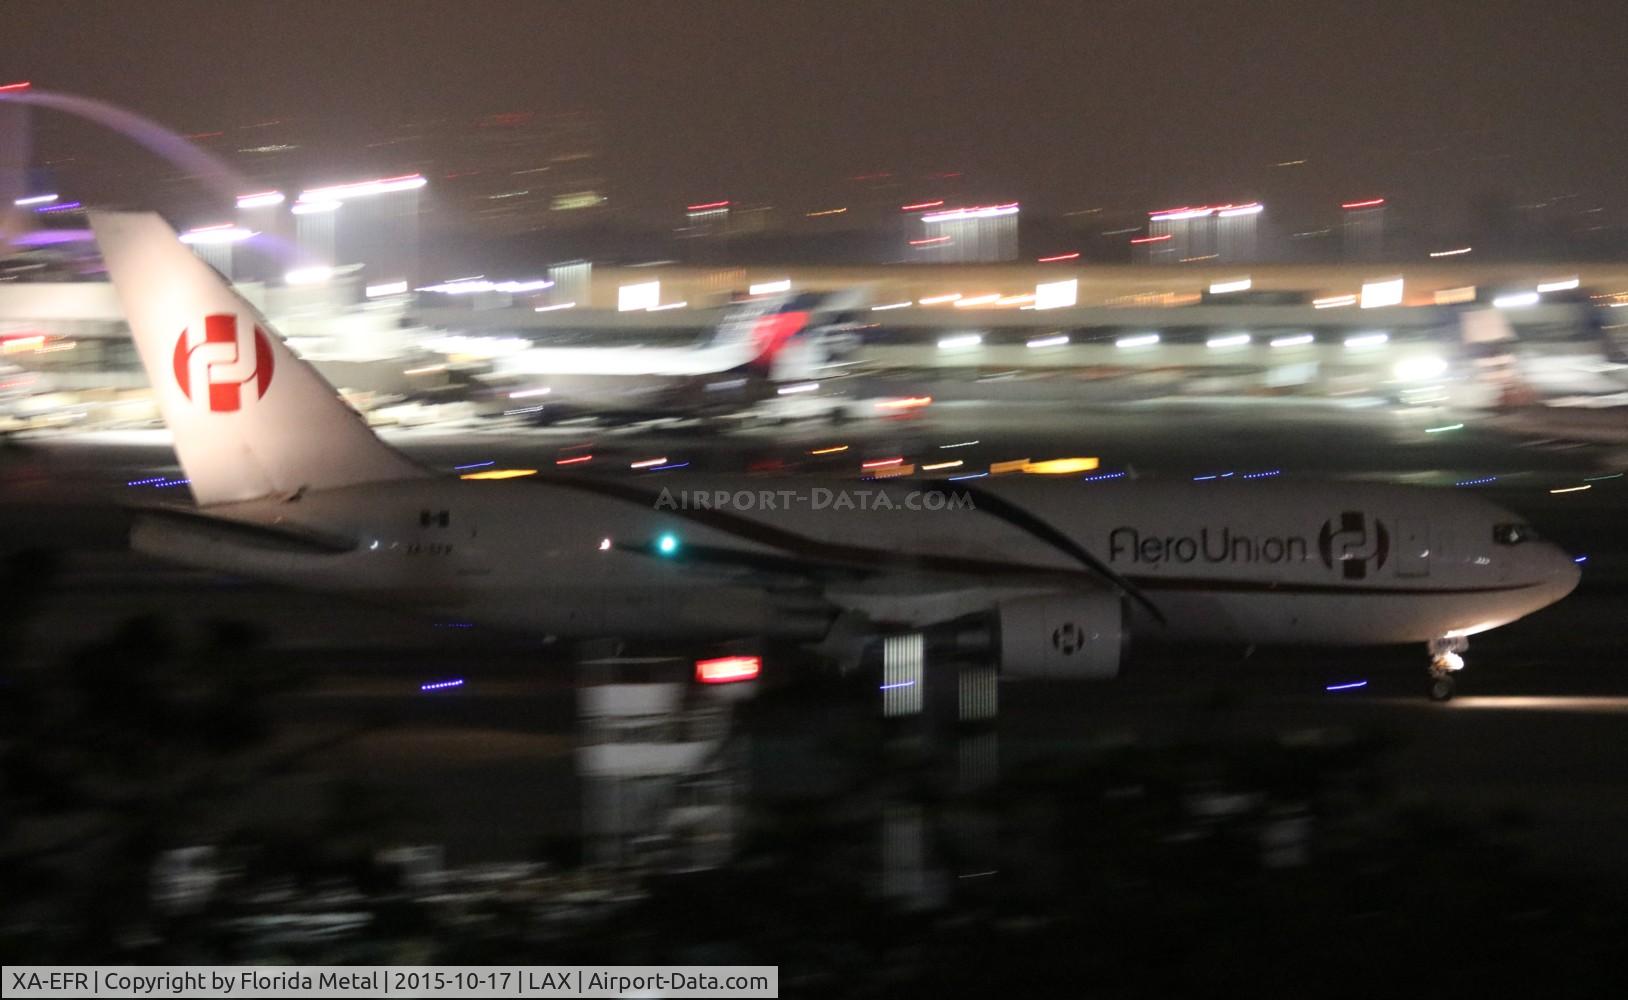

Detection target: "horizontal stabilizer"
[129, 504, 357, 555]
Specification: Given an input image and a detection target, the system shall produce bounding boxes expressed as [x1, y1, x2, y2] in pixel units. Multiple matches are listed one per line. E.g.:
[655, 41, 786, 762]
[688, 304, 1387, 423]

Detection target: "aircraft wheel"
[1428, 674, 1456, 702]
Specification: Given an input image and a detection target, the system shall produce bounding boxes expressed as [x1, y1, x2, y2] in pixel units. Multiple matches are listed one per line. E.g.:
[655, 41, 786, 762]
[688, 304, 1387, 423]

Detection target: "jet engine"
[996, 593, 1123, 679]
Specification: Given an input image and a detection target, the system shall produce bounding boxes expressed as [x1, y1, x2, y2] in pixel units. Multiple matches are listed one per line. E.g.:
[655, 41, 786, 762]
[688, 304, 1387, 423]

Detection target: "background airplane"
[484, 290, 868, 422]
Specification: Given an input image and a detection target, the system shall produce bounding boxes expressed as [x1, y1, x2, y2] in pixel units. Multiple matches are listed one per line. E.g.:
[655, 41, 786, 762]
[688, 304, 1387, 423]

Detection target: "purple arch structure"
[0, 87, 253, 204]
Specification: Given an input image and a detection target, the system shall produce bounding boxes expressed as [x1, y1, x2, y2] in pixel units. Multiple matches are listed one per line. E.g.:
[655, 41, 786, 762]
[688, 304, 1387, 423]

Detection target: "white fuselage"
[135, 477, 1580, 648]
[494, 333, 831, 415]
[491, 342, 763, 415]
[502, 342, 758, 378]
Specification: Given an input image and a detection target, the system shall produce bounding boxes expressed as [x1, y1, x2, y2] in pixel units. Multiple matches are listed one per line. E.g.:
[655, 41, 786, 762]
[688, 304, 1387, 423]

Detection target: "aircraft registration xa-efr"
[92, 211, 1580, 701]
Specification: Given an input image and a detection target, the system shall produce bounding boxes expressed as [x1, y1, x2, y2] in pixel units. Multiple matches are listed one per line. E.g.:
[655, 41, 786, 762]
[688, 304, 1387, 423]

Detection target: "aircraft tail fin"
[1457, 306, 1541, 408]
[1457, 307, 1517, 348]
[89, 211, 427, 506]
[709, 289, 866, 374]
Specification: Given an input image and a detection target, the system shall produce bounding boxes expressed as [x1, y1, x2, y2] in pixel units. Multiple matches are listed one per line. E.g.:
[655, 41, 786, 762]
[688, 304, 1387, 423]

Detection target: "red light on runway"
[873, 396, 932, 411]
[696, 655, 761, 684]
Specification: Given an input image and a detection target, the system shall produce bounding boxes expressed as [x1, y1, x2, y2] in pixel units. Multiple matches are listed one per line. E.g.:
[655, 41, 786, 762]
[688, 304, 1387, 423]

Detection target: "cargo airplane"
[93, 212, 1579, 701]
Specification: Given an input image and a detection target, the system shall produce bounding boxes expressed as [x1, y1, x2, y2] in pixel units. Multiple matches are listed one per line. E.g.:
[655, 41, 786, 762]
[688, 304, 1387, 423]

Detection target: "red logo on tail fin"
[172, 314, 275, 412]
[751, 310, 810, 361]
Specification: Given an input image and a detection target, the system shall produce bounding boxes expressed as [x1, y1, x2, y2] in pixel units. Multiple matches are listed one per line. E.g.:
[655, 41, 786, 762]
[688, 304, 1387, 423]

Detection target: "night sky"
[5, 0, 1625, 226]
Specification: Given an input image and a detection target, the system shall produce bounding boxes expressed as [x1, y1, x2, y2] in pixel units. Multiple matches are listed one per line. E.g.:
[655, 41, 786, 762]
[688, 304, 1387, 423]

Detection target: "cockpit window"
[1493, 523, 1537, 545]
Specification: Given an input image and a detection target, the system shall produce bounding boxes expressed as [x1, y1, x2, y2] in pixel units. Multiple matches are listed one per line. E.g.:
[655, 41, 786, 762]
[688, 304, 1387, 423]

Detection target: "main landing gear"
[1427, 636, 1467, 702]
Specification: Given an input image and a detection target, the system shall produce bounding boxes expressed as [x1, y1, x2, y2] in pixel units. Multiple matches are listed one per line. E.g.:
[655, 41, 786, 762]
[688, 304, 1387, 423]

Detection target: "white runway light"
[1313, 294, 1357, 309]
[617, 280, 660, 311]
[1360, 277, 1404, 309]
[297, 173, 426, 204]
[1393, 355, 1447, 381]
[418, 278, 553, 295]
[284, 266, 333, 286]
[1034, 278, 1078, 310]
[235, 190, 285, 209]
[921, 203, 1019, 223]
[179, 225, 254, 245]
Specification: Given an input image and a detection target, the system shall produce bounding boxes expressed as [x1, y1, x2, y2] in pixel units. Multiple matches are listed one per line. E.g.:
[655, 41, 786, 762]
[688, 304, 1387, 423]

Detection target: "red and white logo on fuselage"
[172, 314, 275, 412]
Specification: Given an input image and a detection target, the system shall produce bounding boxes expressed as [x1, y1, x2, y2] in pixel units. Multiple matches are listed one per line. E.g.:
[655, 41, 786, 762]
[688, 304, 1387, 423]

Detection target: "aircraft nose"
[1545, 543, 1583, 599]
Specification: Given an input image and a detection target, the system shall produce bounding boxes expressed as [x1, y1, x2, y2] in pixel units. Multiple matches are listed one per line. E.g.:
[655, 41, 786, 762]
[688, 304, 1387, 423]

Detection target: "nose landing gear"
[1427, 636, 1467, 701]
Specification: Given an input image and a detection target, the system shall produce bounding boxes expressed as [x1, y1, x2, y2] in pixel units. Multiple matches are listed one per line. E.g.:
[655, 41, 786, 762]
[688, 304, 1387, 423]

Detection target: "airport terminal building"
[2, 238, 1623, 425]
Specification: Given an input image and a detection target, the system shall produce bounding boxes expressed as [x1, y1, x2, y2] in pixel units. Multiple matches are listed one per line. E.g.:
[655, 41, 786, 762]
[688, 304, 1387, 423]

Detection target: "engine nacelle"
[997, 594, 1123, 680]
